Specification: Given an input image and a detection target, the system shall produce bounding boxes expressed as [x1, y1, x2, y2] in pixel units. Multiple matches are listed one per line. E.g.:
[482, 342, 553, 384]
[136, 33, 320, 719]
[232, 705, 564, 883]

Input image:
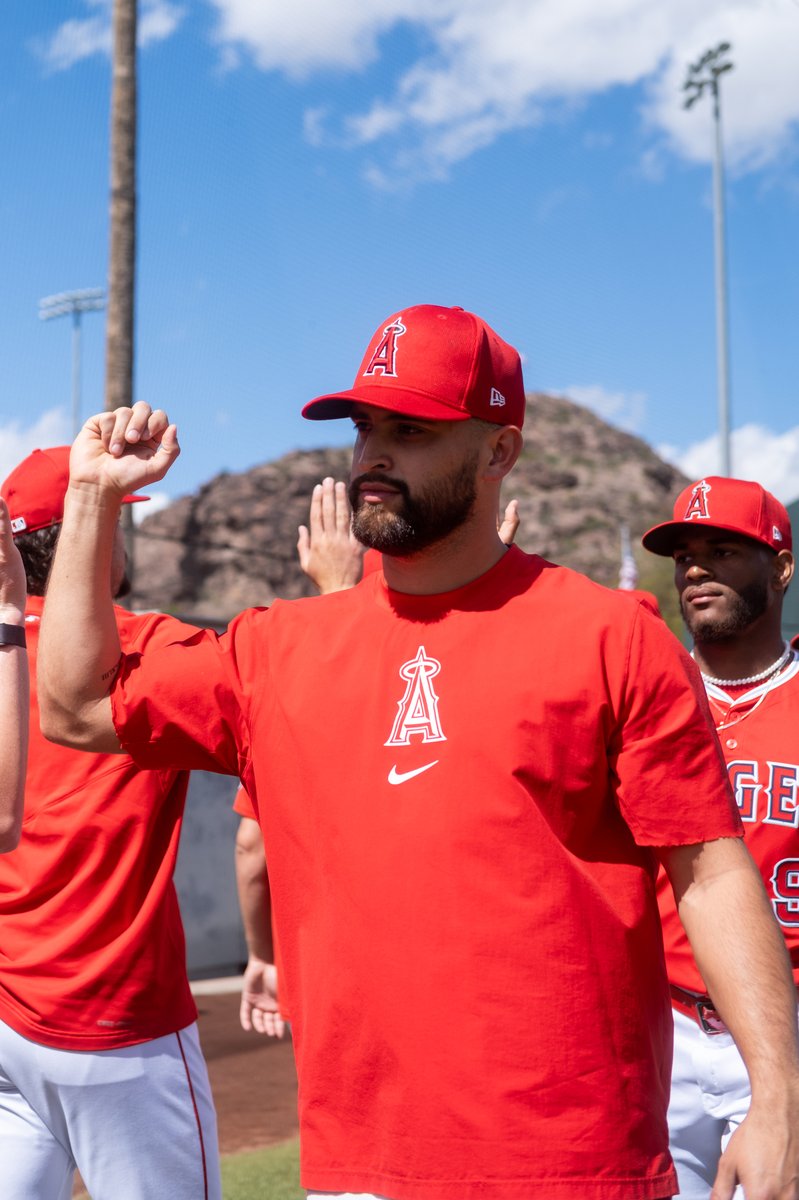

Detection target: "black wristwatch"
[0, 623, 26, 648]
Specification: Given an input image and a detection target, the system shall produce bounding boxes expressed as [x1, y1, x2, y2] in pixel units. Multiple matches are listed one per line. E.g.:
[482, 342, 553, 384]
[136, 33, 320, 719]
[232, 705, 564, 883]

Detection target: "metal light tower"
[39, 289, 106, 436]
[683, 42, 734, 477]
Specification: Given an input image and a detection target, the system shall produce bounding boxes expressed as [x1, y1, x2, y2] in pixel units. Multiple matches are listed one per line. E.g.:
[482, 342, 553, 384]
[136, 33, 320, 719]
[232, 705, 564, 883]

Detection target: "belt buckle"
[696, 1000, 727, 1036]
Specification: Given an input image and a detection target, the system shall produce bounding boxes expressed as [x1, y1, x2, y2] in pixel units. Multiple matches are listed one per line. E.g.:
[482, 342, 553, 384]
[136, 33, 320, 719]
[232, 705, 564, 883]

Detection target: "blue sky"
[1, 0, 798, 516]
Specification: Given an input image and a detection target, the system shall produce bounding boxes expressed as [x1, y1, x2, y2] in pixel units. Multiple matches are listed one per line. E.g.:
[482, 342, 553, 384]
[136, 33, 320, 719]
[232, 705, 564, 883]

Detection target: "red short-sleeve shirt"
[112, 548, 740, 1200]
[0, 597, 197, 1051]
[659, 659, 799, 992]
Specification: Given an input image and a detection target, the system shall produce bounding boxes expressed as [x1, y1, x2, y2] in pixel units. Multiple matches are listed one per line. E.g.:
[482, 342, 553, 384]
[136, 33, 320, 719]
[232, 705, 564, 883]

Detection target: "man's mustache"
[348, 474, 411, 508]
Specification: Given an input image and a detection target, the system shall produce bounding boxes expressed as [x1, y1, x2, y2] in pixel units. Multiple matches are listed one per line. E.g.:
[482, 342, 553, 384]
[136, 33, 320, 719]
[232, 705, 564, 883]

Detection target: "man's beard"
[682, 578, 769, 644]
[348, 454, 478, 556]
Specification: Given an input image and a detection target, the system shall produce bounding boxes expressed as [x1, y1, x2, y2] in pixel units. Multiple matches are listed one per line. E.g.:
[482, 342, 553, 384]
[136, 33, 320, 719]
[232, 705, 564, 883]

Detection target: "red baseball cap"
[1, 446, 149, 536]
[302, 304, 526, 427]
[642, 476, 792, 556]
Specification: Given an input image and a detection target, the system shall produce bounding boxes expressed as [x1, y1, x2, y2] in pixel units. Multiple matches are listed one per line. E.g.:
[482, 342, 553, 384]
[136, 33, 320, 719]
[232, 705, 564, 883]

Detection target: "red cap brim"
[302, 386, 472, 422]
[642, 518, 774, 556]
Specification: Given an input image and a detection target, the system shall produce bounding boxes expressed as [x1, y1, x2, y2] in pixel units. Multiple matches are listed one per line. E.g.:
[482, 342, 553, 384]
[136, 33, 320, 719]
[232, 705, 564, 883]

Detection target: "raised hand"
[498, 498, 520, 547]
[297, 477, 365, 594]
[70, 402, 180, 500]
[0, 498, 26, 624]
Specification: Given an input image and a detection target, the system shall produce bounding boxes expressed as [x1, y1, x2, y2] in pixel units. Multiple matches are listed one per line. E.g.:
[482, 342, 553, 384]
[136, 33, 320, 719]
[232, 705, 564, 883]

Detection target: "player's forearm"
[235, 832, 275, 962]
[38, 485, 123, 750]
[667, 838, 799, 1097]
[238, 887, 275, 962]
[0, 642, 28, 851]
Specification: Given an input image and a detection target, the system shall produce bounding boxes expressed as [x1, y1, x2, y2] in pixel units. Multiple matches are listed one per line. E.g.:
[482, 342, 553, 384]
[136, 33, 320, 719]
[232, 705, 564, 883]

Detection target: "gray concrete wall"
[174, 771, 248, 979]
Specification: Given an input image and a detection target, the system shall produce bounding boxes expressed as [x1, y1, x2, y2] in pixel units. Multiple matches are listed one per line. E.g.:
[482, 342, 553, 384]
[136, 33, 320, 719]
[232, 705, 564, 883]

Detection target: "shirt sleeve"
[610, 604, 743, 847]
[233, 785, 255, 819]
[110, 608, 264, 777]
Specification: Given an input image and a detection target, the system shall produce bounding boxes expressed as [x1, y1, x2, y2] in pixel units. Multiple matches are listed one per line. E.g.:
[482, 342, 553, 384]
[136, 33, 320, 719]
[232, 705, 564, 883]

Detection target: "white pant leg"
[0, 1054, 75, 1200]
[0, 1019, 221, 1200]
[668, 1009, 750, 1200]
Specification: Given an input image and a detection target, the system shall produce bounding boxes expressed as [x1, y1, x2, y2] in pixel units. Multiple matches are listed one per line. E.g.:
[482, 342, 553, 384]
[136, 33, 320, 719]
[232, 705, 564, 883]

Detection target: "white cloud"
[132, 491, 172, 524]
[0, 410, 72, 486]
[208, 0, 799, 180]
[34, 0, 185, 72]
[558, 384, 647, 435]
[207, 0, 432, 79]
[658, 423, 799, 505]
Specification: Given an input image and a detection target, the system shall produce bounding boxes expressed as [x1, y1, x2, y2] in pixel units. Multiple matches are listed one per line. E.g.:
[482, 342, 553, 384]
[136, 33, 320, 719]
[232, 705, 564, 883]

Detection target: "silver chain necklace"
[699, 641, 792, 689]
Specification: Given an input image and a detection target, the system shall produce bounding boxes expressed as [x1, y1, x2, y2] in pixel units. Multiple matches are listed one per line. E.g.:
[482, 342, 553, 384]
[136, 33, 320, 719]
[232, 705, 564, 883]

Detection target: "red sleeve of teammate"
[110, 608, 265, 779]
[610, 605, 743, 847]
[233, 785, 255, 819]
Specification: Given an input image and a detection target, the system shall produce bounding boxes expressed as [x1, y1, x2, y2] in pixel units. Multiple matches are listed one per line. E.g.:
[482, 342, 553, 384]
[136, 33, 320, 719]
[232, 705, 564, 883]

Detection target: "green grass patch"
[221, 1137, 302, 1199]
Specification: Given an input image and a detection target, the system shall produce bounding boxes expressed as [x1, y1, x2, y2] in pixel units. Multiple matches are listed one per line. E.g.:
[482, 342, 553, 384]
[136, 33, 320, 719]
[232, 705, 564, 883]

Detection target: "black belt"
[669, 983, 728, 1035]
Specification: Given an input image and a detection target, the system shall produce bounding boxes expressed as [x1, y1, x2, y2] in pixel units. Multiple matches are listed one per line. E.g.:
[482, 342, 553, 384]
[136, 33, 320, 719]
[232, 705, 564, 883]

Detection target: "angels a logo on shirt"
[385, 646, 446, 746]
[683, 479, 712, 521]
[363, 318, 406, 379]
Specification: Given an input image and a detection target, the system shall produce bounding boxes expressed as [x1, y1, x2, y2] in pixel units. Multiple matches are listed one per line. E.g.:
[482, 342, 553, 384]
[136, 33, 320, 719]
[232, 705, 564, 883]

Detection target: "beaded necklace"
[699, 641, 791, 689]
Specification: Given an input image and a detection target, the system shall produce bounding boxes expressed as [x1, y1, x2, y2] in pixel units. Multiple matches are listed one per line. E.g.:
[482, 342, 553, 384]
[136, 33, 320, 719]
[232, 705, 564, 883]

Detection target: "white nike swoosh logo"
[388, 761, 439, 786]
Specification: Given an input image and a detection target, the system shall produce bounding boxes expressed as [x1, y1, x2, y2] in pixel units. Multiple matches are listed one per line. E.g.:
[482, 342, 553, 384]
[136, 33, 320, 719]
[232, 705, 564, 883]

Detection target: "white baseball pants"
[668, 1007, 751, 1200]
[0, 1018, 220, 1200]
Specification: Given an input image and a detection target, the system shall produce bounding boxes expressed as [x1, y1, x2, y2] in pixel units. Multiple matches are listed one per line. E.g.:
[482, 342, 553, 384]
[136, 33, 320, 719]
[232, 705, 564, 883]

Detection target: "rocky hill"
[128, 392, 687, 626]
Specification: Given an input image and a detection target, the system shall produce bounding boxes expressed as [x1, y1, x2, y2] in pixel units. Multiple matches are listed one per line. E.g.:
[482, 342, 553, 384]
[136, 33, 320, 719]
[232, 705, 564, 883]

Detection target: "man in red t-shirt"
[643, 476, 798, 1199]
[0, 448, 220, 1200]
[38, 305, 799, 1200]
[235, 479, 522, 1039]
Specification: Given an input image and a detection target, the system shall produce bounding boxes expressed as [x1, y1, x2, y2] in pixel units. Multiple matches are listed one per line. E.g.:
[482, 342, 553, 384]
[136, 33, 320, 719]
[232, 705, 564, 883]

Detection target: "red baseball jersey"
[0, 596, 198, 1051]
[659, 654, 799, 992]
[111, 548, 741, 1200]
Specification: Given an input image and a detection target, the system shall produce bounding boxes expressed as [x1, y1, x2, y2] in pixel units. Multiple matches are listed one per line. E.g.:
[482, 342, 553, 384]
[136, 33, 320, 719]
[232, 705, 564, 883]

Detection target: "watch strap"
[0, 623, 26, 648]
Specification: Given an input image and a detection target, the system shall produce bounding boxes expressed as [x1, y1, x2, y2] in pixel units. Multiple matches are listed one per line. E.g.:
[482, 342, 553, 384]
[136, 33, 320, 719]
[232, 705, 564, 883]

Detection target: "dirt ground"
[196, 988, 300, 1155]
[74, 987, 299, 1196]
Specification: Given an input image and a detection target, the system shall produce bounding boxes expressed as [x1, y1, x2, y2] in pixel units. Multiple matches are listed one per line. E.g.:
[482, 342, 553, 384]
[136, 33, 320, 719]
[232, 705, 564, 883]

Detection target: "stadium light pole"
[683, 42, 734, 477]
[39, 289, 106, 436]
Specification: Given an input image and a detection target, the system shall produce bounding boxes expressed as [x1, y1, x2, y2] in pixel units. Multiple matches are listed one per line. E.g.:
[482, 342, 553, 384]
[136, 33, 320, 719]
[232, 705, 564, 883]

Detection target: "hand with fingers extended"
[297, 477, 365, 594]
[0, 497, 26, 624]
[239, 958, 285, 1038]
[69, 402, 180, 500]
[498, 498, 520, 547]
[0, 497, 27, 853]
[711, 1092, 799, 1200]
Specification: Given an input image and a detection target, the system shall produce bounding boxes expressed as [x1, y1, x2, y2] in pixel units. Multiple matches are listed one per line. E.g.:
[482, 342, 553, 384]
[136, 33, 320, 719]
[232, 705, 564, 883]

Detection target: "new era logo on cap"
[302, 304, 526, 427]
[642, 475, 793, 556]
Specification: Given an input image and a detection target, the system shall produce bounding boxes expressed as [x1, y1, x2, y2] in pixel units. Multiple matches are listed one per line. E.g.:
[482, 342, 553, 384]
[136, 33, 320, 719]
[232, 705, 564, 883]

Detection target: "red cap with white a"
[642, 476, 792, 556]
[302, 304, 526, 428]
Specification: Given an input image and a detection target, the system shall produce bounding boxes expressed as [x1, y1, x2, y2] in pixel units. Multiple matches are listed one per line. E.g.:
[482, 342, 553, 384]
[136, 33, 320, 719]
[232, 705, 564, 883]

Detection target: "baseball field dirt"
[197, 988, 300, 1155]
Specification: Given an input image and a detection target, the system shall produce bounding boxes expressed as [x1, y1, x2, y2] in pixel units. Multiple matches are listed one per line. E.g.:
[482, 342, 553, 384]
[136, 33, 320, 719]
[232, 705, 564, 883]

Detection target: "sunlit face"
[347, 405, 481, 555]
[673, 530, 776, 643]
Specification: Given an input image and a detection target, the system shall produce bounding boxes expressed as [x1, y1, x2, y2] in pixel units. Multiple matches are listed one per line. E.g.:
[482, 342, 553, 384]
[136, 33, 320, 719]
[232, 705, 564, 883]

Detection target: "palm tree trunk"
[105, 0, 138, 586]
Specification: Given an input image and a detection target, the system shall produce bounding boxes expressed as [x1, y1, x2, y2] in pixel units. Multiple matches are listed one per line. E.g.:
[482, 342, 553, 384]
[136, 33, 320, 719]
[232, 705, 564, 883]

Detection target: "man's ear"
[484, 426, 523, 482]
[773, 549, 794, 594]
